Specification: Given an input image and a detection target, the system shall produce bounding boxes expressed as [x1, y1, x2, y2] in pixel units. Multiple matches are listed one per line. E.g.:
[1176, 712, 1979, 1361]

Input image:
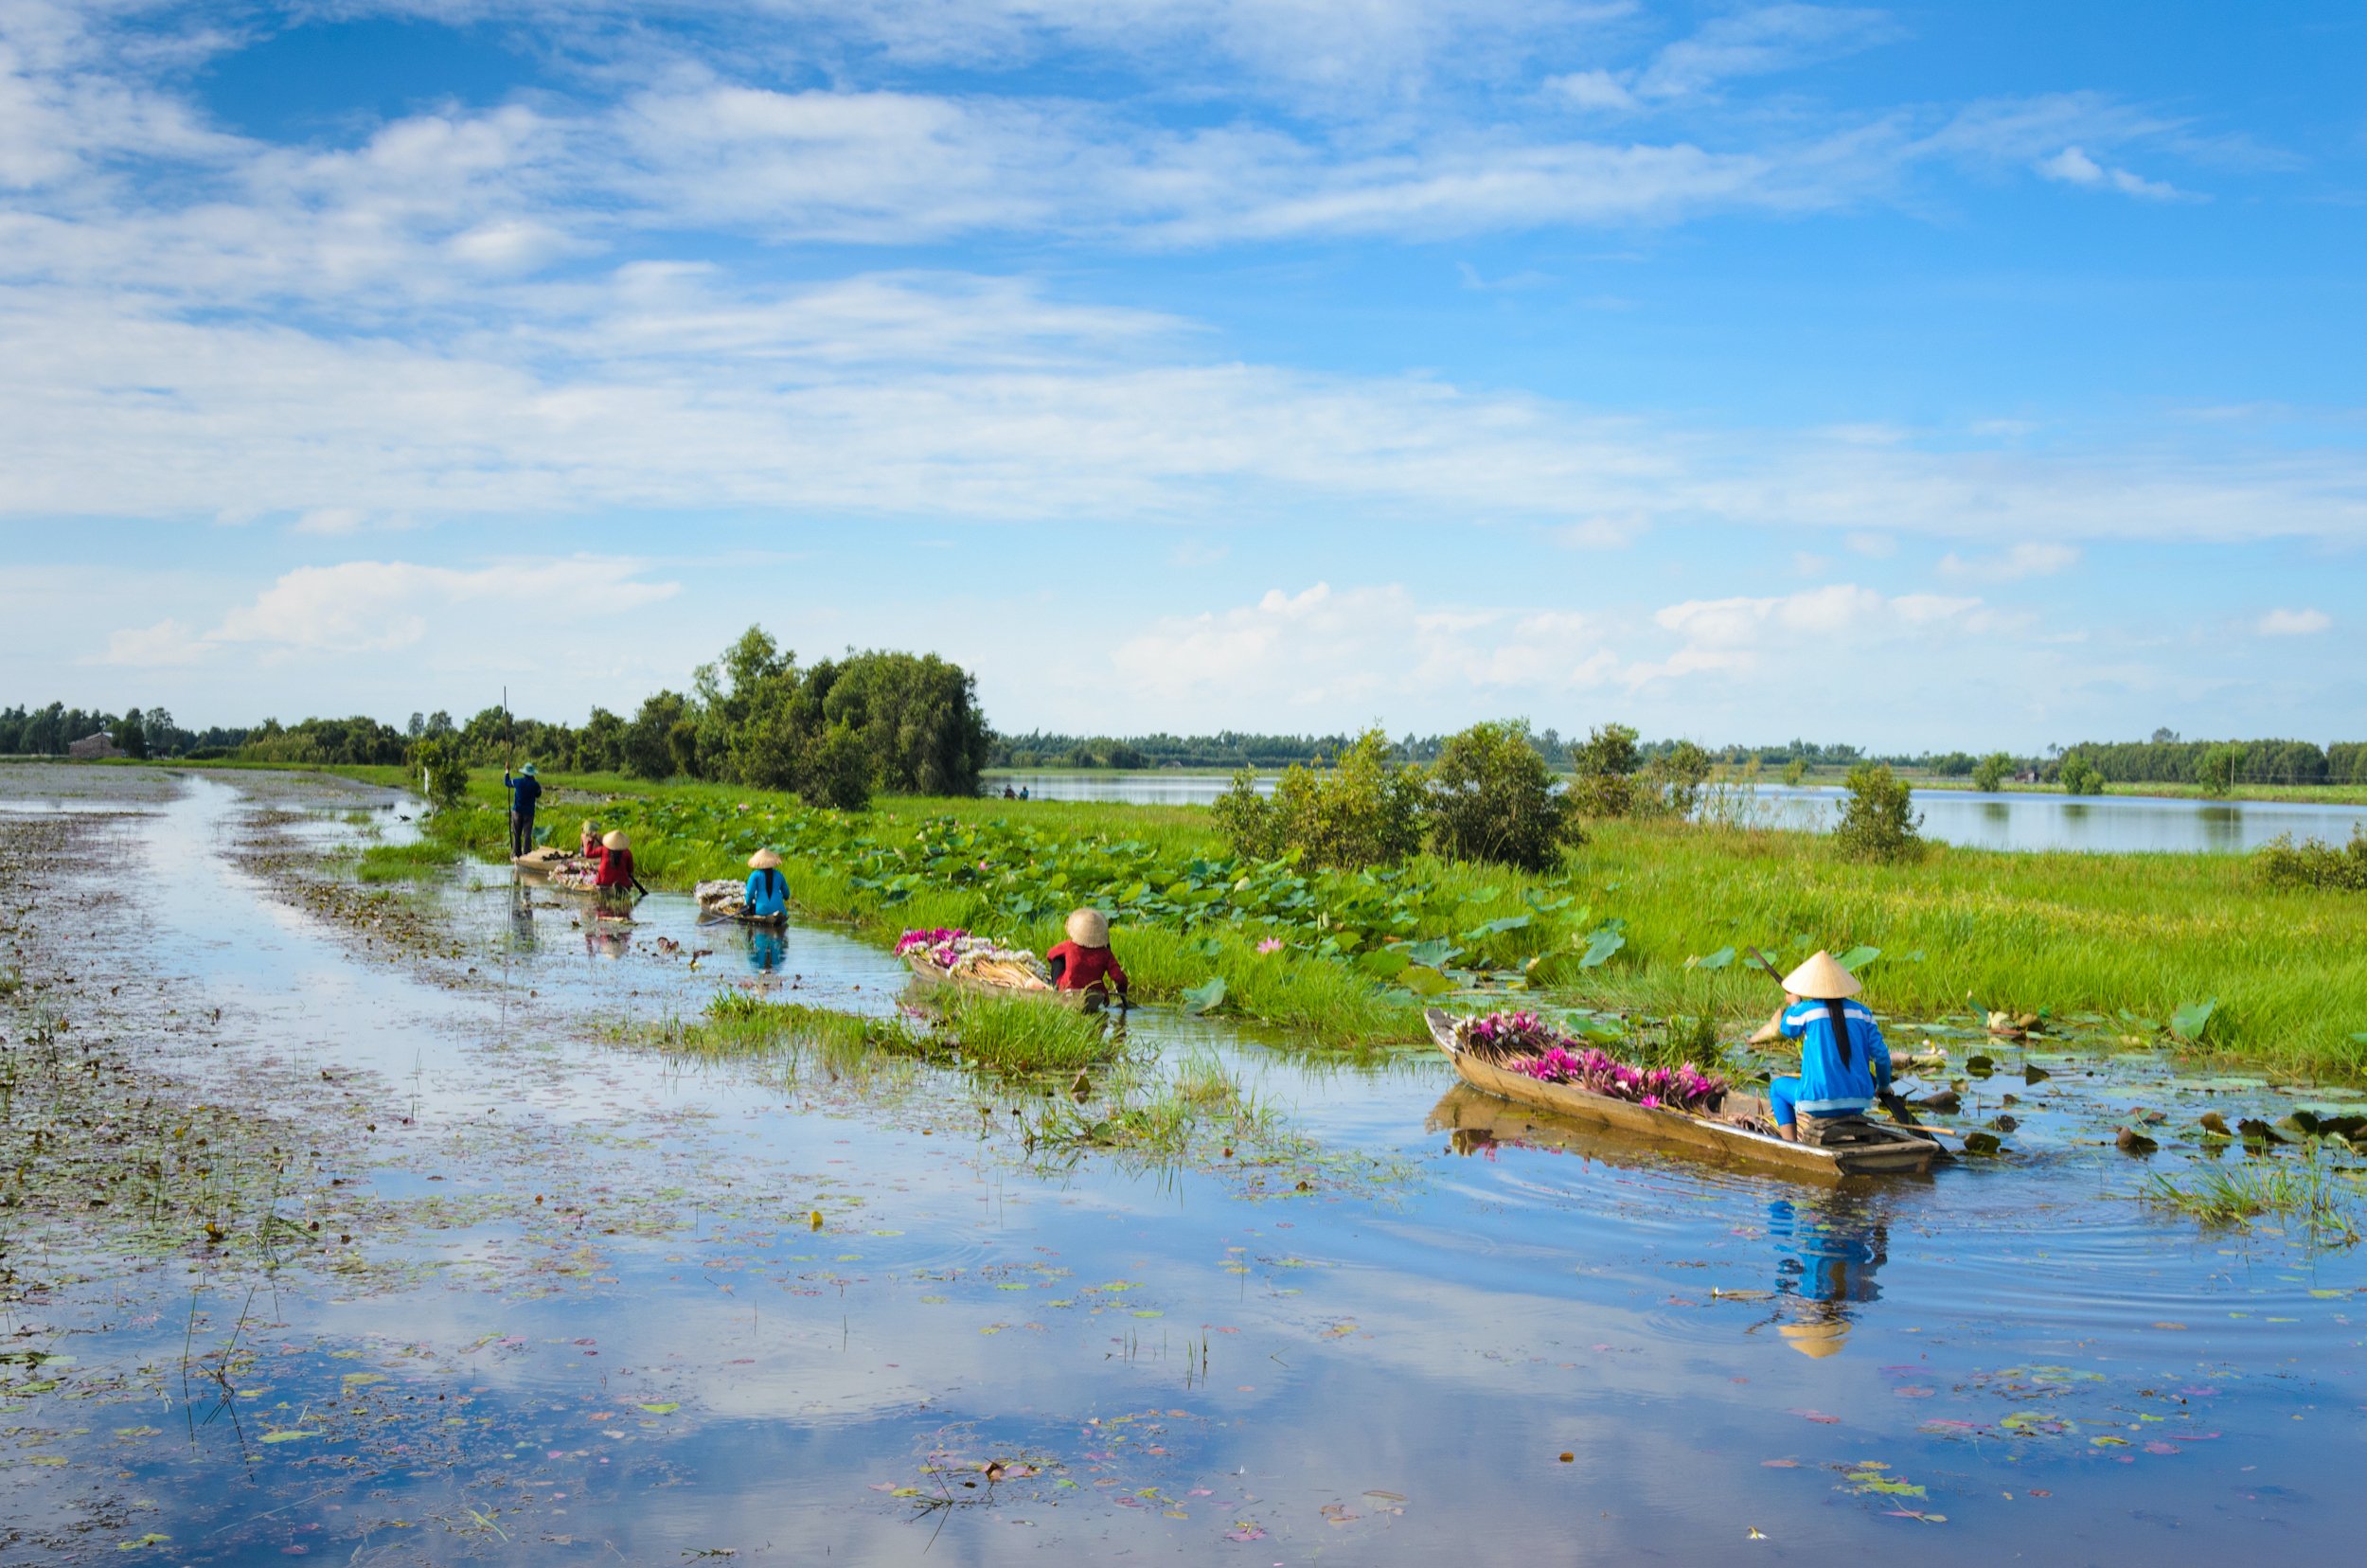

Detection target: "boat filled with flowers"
[898, 928, 1096, 1007]
[1428, 1008, 1940, 1181]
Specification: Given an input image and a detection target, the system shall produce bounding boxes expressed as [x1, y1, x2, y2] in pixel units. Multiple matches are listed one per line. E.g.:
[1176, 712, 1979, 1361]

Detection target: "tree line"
[0, 703, 240, 758]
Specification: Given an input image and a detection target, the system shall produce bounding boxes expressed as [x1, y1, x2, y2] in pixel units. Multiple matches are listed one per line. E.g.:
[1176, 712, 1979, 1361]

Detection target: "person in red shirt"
[593, 828, 648, 916]
[1045, 907, 1127, 1000]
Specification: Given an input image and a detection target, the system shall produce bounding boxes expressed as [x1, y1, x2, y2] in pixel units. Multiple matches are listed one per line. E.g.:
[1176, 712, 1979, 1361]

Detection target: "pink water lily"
[1459, 1010, 1726, 1114]
[1256, 937, 1285, 954]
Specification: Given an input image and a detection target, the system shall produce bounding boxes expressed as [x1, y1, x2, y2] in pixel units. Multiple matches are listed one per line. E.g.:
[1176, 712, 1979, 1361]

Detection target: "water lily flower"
[1256, 937, 1285, 954]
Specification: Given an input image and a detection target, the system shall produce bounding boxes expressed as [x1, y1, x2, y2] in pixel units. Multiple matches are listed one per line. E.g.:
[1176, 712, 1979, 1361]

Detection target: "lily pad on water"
[1401, 938, 1460, 971]
[2169, 998, 2218, 1042]
[1356, 948, 1411, 981]
[1397, 964, 1456, 997]
[1183, 977, 1228, 1015]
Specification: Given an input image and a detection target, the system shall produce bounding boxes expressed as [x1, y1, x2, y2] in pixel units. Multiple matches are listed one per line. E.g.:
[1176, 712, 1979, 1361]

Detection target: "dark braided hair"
[1824, 998, 1853, 1068]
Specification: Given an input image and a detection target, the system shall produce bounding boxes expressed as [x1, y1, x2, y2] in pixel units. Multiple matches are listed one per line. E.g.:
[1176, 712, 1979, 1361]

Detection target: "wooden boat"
[902, 952, 1105, 1011]
[511, 846, 582, 874]
[1426, 1008, 1939, 1181]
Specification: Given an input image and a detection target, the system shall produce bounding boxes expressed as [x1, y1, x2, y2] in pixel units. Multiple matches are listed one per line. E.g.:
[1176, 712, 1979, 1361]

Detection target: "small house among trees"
[68, 732, 121, 760]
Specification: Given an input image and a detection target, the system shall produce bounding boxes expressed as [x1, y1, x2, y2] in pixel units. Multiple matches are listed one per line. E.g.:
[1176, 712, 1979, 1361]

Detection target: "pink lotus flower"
[1256, 937, 1285, 954]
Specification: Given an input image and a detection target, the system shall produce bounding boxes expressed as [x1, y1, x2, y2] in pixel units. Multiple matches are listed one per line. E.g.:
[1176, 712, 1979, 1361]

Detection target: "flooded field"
[988, 771, 2366, 854]
[3, 767, 2363, 1563]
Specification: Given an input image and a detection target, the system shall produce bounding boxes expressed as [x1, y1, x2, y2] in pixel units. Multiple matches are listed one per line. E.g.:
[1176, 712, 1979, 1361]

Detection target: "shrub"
[1781, 757, 1808, 787]
[1971, 751, 2012, 793]
[1429, 721, 1578, 871]
[1570, 722, 1641, 817]
[2257, 829, 2367, 892]
[1210, 729, 1423, 870]
[2058, 751, 2106, 796]
[798, 722, 873, 812]
[411, 737, 468, 811]
[1832, 763, 1923, 862]
[1643, 739, 1712, 817]
[2194, 741, 2247, 799]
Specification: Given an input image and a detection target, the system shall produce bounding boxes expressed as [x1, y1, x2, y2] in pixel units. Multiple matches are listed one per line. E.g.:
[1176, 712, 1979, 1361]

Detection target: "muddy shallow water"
[2, 768, 2361, 1564]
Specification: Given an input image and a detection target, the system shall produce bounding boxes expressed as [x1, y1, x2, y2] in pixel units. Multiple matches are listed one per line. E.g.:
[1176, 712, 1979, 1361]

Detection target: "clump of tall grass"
[357, 840, 466, 882]
[2143, 1149, 2360, 1241]
[1026, 1054, 1283, 1163]
[934, 993, 1113, 1074]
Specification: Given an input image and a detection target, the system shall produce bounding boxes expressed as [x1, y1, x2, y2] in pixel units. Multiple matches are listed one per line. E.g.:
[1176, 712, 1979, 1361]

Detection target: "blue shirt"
[1779, 999, 1892, 1115]
[743, 867, 788, 918]
[505, 773, 542, 812]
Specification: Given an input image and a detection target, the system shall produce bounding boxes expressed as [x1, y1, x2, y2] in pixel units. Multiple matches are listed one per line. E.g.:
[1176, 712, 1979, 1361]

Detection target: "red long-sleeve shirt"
[1046, 940, 1126, 993]
[593, 846, 635, 888]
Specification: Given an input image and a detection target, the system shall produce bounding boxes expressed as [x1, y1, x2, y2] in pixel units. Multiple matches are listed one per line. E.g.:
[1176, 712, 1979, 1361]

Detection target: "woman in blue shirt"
[1756, 950, 1892, 1143]
[743, 847, 789, 921]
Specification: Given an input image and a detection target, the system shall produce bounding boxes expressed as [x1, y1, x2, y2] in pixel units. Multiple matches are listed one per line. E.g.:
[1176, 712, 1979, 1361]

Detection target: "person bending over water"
[1755, 951, 1891, 1144]
[1046, 907, 1127, 1001]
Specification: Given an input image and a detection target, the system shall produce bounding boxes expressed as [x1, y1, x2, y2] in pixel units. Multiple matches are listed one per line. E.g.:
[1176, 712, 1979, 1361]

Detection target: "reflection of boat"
[1426, 1008, 1938, 1181]
[902, 952, 1103, 1010]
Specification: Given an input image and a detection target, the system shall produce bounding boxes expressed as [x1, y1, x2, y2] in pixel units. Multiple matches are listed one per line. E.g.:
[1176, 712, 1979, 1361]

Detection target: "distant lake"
[982, 772, 2362, 854]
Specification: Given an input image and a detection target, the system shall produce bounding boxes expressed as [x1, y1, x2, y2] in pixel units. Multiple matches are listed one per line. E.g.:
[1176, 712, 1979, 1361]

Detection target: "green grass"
[254, 760, 2367, 1078]
[644, 990, 1116, 1076]
[934, 992, 1116, 1074]
[2143, 1150, 2361, 1239]
[356, 839, 468, 882]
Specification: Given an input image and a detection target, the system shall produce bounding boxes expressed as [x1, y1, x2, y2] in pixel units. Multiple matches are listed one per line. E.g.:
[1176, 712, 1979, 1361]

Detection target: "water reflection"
[506, 875, 540, 953]
[1768, 1193, 1886, 1359]
[584, 926, 632, 960]
[747, 926, 787, 973]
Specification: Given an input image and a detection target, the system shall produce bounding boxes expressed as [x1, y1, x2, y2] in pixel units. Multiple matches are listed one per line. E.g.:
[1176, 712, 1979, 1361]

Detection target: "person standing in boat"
[743, 847, 789, 921]
[1756, 951, 1892, 1143]
[1046, 907, 1128, 1001]
[504, 762, 542, 858]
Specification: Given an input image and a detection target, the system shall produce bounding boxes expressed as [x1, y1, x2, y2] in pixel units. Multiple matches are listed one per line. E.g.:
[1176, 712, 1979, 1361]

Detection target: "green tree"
[1570, 722, 1642, 817]
[1430, 721, 1578, 871]
[1644, 739, 1712, 817]
[798, 722, 872, 811]
[2058, 751, 2105, 795]
[2194, 741, 2248, 799]
[412, 737, 468, 811]
[1781, 757, 1808, 787]
[624, 691, 688, 780]
[1832, 763, 1924, 862]
[116, 706, 148, 759]
[1971, 751, 2013, 793]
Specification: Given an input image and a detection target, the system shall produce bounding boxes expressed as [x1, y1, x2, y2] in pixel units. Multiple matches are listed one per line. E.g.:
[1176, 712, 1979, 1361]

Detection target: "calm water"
[988, 772, 2365, 854]
[3, 769, 2362, 1563]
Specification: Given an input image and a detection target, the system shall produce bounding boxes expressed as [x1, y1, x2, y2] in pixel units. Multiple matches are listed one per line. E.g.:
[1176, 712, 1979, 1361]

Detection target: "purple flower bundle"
[896, 927, 969, 968]
[1458, 1011, 1726, 1114]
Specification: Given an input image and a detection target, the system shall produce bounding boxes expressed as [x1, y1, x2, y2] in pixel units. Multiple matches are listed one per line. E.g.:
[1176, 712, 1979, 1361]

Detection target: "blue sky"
[2, 0, 2361, 748]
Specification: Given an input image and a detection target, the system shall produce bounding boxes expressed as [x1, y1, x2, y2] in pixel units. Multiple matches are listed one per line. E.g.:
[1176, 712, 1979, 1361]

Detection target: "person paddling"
[504, 762, 542, 858]
[592, 828, 648, 915]
[743, 847, 789, 921]
[1754, 951, 1892, 1144]
[1046, 907, 1128, 1001]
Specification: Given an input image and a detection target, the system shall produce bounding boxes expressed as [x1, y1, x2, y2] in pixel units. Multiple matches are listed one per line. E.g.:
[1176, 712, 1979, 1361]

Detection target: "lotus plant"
[1457, 1012, 1726, 1114]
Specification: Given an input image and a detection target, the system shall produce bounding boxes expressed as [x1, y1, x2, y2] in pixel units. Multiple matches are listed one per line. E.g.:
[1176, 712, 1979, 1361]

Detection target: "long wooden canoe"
[1426, 1008, 1938, 1180]
[903, 952, 1105, 1011]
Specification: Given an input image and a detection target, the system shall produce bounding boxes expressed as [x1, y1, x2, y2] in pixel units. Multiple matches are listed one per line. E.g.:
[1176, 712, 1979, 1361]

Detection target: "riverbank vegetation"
[367, 760, 2367, 1078]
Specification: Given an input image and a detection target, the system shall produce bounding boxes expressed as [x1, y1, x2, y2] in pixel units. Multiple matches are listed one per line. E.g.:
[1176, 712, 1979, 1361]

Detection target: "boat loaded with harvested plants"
[1427, 1008, 1941, 1180]
[898, 928, 1103, 1010]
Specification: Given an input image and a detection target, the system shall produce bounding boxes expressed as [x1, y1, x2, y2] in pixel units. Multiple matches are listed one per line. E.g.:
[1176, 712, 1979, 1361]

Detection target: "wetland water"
[988, 772, 2364, 854]
[3, 768, 2363, 1563]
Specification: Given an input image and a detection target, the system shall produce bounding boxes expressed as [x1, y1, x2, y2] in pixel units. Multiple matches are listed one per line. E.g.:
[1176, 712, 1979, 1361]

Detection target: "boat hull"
[903, 953, 1103, 1011]
[1425, 1008, 1937, 1181]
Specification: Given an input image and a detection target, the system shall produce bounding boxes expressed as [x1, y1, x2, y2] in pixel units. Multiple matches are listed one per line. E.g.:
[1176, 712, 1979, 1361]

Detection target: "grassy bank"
[306, 763, 2367, 1078]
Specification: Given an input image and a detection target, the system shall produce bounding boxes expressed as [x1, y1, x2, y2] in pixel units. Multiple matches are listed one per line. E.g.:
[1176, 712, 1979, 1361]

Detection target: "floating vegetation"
[2143, 1147, 2362, 1241]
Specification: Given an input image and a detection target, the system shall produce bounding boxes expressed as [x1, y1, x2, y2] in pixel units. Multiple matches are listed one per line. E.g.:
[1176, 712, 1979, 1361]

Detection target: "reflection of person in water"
[1768, 1195, 1886, 1359]
[584, 927, 632, 961]
[747, 927, 786, 973]
[507, 877, 539, 952]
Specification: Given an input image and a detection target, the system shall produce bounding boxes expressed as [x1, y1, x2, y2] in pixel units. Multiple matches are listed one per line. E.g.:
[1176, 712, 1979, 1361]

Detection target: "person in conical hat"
[591, 828, 646, 912]
[1046, 907, 1128, 1000]
[1759, 950, 1892, 1143]
[742, 847, 788, 921]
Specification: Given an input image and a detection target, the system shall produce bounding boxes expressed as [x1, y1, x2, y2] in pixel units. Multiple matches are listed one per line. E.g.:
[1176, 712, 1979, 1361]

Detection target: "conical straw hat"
[1065, 907, 1110, 947]
[1782, 950, 1860, 1000]
[1779, 1320, 1849, 1359]
[602, 829, 631, 850]
[748, 847, 782, 869]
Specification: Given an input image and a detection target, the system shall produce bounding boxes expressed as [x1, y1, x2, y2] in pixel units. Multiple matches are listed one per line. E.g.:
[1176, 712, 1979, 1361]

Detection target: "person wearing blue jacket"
[1757, 950, 1892, 1143]
[503, 763, 542, 858]
[743, 847, 789, 920]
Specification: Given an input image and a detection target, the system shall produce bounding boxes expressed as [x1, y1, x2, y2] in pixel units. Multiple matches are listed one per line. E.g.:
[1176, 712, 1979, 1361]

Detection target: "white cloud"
[203, 558, 680, 656]
[2256, 607, 2329, 636]
[2037, 144, 2187, 200]
[1631, 4, 1894, 101]
[1937, 542, 2080, 581]
[1547, 68, 1637, 112]
[96, 617, 209, 667]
